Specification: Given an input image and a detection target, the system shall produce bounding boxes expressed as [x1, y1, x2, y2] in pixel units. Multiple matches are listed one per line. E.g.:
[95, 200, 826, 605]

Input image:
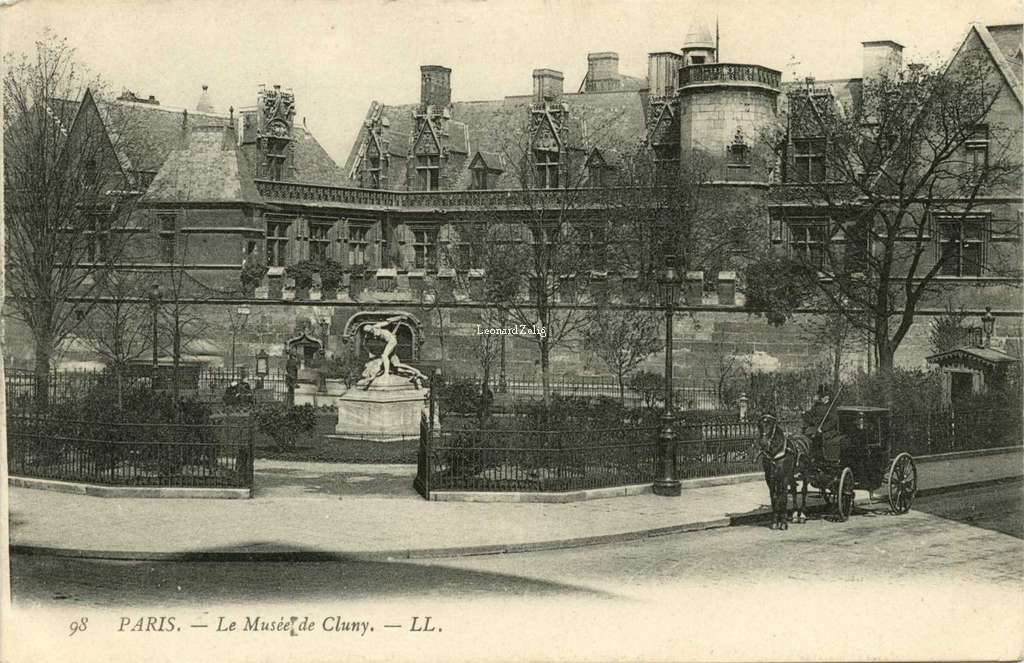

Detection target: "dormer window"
[468, 151, 503, 191]
[534, 148, 560, 188]
[471, 168, 492, 190]
[792, 138, 826, 183]
[417, 155, 440, 191]
[585, 150, 612, 187]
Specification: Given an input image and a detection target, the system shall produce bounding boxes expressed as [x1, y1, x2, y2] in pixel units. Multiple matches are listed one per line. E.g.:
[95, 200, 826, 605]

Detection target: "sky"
[3, 0, 1021, 165]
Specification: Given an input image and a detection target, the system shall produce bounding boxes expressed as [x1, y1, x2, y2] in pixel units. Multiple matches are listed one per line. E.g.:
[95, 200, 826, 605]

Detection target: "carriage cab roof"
[836, 406, 890, 414]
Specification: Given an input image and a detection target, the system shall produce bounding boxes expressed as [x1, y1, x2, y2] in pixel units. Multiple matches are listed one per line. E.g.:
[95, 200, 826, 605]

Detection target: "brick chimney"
[420, 65, 452, 107]
[647, 52, 684, 98]
[586, 52, 620, 92]
[862, 40, 903, 81]
[533, 69, 564, 104]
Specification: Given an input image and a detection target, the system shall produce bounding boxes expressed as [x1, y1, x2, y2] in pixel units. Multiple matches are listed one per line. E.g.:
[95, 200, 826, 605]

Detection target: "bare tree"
[750, 51, 1022, 403]
[4, 33, 144, 407]
[583, 306, 661, 404]
[81, 269, 152, 409]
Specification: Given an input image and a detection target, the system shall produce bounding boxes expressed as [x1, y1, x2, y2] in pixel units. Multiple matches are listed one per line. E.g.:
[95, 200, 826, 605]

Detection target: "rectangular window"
[788, 220, 828, 269]
[534, 149, 560, 188]
[417, 155, 439, 191]
[581, 224, 607, 269]
[85, 215, 110, 262]
[266, 158, 285, 181]
[792, 138, 826, 183]
[844, 220, 870, 273]
[966, 125, 988, 180]
[348, 225, 369, 267]
[470, 168, 490, 191]
[266, 219, 290, 267]
[652, 144, 680, 181]
[368, 156, 381, 189]
[309, 221, 332, 262]
[412, 228, 438, 269]
[938, 216, 986, 277]
[157, 213, 176, 263]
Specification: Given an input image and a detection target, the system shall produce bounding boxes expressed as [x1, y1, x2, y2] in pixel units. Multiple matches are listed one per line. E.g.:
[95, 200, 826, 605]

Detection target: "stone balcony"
[678, 63, 781, 91]
[252, 181, 721, 213]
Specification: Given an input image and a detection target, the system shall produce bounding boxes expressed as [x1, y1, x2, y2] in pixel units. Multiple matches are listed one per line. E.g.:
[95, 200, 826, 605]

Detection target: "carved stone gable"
[413, 119, 441, 156]
[258, 85, 295, 140]
[647, 101, 678, 146]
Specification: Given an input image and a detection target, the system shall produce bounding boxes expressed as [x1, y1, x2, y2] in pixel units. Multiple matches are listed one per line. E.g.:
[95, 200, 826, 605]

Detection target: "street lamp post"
[231, 305, 251, 379]
[654, 255, 681, 497]
[149, 284, 161, 370]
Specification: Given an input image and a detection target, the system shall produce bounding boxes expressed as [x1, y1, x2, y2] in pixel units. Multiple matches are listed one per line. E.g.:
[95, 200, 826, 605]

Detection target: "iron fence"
[4, 368, 297, 413]
[675, 420, 763, 479]
[443, 373, 723, 414]
[892, 408, 1022, 456]
[418, 424, 660, 495]
[7, 415, 254, 489]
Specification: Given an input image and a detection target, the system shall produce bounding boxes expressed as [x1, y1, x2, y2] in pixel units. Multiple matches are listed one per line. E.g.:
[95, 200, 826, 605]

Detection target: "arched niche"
[342, 311, 423, 364]
[285, 331, 324, 368]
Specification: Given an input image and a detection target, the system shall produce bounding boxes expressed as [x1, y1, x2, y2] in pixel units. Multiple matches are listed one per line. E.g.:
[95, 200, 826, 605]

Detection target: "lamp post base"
[653, 479, 681, 496]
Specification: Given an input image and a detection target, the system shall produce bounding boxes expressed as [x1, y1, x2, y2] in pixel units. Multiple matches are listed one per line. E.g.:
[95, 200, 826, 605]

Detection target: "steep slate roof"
[952, 23, 1023, 106]
[344, 88, 648, 190]
[140, 125, 262, 205]
[95, 97, 342, 187]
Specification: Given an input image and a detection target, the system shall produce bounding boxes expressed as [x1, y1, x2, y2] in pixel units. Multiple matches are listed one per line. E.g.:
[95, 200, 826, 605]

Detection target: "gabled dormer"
[530, 69, 568, 188]
[468, 151, 503, 190]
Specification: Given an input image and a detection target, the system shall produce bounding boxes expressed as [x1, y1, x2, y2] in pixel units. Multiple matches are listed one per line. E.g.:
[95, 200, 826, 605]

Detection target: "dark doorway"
[951, 371, 974, 405]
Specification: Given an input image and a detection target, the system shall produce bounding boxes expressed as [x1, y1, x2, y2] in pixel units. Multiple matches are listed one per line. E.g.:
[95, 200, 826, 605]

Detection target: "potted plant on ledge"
[240, 261, 268, 298]
[285, 260, 317, 300]
[319, 259, 345, 300]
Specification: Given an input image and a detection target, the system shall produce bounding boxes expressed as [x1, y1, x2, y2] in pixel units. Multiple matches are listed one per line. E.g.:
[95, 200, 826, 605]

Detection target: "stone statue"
[356, 315, 427, 388]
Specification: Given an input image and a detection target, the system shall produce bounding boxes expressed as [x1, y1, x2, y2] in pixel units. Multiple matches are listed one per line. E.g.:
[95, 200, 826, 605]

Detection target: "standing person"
[285, 349, 300, 408]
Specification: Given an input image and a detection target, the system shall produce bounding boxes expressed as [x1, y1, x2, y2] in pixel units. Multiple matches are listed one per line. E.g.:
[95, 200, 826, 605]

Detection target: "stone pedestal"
[333, 374, 427, 441]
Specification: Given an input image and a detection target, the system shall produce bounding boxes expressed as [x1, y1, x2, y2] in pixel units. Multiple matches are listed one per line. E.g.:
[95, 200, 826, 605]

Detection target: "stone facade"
[4, 21, 1021, 380]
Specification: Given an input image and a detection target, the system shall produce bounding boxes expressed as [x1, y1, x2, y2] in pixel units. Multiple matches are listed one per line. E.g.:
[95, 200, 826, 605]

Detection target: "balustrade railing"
[679, 63, 782, 89]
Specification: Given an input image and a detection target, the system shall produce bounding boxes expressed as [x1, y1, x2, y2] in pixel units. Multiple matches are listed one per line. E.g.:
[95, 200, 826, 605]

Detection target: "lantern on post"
[654, 255, 682, 497]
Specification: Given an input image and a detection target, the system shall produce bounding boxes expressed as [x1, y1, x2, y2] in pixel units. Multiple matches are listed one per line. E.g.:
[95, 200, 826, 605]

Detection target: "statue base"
[333, 374, 428, 442]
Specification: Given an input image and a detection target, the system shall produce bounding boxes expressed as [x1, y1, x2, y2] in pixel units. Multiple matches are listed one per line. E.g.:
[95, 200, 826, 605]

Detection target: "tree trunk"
[618, 373, 625, 406]
[540, 337, 551, 412]
[876, 339, 896, 408]
[33, 332, 54, 412]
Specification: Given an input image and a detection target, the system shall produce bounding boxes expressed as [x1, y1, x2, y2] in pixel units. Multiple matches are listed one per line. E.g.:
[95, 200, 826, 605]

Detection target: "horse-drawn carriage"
[759, 405, 918, 528]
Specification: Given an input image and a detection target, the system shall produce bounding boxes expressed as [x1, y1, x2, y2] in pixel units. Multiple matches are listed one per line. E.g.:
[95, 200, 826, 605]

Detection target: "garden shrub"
[255, 403, 318, 449]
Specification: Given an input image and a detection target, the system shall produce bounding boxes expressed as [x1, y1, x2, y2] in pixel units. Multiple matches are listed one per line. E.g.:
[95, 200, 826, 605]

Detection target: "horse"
[756, 415, 811, 530]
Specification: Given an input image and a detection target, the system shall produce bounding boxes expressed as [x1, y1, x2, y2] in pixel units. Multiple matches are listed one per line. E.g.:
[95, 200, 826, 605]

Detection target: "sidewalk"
[9, 449, 1020, 561]
[8, 460, 781, 561]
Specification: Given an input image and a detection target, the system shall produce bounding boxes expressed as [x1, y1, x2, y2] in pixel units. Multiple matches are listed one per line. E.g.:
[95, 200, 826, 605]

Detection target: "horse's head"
[755, 413, 783, 459]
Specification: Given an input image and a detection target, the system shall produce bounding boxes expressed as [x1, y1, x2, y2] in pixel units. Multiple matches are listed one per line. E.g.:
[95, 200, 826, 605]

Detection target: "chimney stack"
[532, 69, 564, 104]
[586, 52, 620, 92]
[862, 40, 904, 81]
[647, 52, 684, 98]
[420, 65, 452, 107]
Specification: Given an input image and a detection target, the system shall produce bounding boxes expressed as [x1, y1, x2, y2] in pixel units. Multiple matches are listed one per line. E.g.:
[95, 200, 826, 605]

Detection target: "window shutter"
[367, 221, 381, 268]
[327, 220, 342, 263]
[286, 219, 300, 264]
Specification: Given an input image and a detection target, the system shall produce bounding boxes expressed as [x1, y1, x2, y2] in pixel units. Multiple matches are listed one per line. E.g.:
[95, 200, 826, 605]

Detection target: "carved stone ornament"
[260, 87, 295, 138]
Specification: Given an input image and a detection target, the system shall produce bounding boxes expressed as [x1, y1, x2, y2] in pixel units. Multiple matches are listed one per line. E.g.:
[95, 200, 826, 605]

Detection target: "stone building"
[5, 20, 1021, 379]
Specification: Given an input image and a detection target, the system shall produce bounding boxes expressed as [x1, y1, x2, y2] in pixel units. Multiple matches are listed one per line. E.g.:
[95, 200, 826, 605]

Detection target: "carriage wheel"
[836, 467, 855, 522]
[887, 453, 917, 515]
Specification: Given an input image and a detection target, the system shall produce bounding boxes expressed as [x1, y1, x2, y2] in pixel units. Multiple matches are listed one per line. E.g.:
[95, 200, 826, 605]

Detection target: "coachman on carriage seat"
[803, 385, 841, 463]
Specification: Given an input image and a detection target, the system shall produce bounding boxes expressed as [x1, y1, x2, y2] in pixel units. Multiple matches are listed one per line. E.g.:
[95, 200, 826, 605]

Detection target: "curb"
[9, 476, 1020, 563]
